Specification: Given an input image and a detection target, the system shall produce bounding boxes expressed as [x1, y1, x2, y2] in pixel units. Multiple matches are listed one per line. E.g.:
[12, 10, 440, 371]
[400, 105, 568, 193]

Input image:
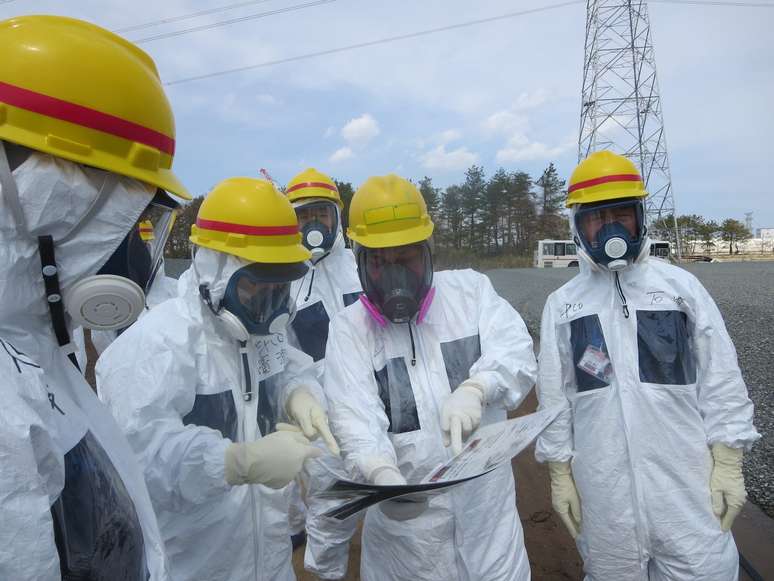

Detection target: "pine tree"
[536, 163, 569, 239]
[460, 165, 486, 250]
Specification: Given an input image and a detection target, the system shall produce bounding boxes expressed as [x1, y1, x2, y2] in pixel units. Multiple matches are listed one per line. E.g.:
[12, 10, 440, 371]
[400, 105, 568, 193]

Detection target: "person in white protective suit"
[323, 174, 538, 581]
[97, 176, 341, 581]
[0, 15, 191, 581]
[535, 150, 760, 581]
[285, 168, 363, 580]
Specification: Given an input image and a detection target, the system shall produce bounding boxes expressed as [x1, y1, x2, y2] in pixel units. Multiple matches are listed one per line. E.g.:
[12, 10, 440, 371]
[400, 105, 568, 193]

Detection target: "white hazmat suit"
[0, 149, 170, 581]
[97, 248, 325, 581]
[325, 269, 537, 581]
[536, 242, 760, 580]
[290, 235, 362, 580]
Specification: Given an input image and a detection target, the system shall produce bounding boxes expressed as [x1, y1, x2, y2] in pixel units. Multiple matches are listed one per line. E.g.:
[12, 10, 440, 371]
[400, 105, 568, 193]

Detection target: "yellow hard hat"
[567, 151, 647, 208]
[190, 177, 311, 264]
[348, 174, 434, 248]
[0, 15, 189, 200]
[286, 168, 342, 207]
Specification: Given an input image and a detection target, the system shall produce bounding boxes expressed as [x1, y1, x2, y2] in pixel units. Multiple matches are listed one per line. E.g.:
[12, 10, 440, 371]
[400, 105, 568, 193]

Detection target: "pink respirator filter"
[359, 287, 435, 327]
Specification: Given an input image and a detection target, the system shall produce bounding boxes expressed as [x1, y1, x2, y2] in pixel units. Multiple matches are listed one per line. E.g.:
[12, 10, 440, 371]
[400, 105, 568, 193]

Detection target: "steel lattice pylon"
[579, 0, 681, 255]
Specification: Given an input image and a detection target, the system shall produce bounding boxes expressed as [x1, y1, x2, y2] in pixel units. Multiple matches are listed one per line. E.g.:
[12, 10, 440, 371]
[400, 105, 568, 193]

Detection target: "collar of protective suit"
[292, 240, 359, 302]
[0, 150, 153, 361]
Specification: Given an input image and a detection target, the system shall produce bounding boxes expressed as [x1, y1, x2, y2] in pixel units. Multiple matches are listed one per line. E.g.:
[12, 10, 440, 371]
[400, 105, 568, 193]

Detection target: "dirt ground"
[292, 389, 774, 580]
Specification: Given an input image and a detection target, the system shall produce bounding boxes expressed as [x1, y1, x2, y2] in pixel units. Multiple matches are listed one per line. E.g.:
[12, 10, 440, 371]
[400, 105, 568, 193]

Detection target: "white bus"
[534, 240, 579, 268]
[649, 240, 672, 260]
[534, 239, 672, 267]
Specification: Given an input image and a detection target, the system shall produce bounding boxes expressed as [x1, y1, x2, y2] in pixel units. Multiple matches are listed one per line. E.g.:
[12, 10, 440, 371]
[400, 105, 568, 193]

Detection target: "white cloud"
[420, 144, 479, 171]
[329, 146, 354, 163]
[495, 134, 571, 163]
[341, 113, 381, 147]
[483, 91, 570, 163]
[482, 110, 529, 136]
[323, 126, 336, 138]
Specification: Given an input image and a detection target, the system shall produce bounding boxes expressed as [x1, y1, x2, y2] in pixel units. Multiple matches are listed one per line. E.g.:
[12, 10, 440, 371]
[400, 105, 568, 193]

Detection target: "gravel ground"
[487, 261, 774, 519]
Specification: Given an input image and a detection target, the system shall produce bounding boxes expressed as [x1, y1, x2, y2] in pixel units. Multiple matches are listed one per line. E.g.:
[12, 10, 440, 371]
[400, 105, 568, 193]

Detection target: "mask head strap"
[38, 234, 79, 369]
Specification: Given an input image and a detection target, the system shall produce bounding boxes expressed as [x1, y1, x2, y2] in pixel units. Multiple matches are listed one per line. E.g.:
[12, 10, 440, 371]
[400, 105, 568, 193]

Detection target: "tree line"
[165, 166, 758, 261]
[166, 163, 571, 259]
[650, 215, 753, 255]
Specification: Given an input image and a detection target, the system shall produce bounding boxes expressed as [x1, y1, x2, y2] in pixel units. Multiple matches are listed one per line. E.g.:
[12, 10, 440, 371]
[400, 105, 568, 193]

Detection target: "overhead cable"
[115, 0, 275, 34]
[165, 0, 584, 85]
[132, 0, 336, 44]
[650, 0, 774, 6]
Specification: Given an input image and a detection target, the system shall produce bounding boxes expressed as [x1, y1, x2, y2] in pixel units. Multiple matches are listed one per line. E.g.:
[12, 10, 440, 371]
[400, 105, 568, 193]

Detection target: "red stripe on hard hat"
[0, 81, 176, 156]
[568, 173, 642, 193]
[286, 181, 338, 194]
[196, 218, 298, 236]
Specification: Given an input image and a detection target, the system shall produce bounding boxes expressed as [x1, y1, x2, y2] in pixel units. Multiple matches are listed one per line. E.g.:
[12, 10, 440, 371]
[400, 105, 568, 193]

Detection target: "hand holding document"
[321, 405, 562, 520]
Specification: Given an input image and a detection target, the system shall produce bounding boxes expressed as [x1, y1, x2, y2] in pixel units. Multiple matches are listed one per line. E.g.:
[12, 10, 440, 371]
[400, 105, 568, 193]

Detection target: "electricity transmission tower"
[578, 0, 681, 256]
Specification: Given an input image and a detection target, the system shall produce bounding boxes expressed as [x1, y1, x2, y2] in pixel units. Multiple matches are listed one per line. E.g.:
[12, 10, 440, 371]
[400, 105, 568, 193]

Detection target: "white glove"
[710, 443, 746, 531]
[286, 387, 340, 456]
[224, 423, 323, 489]
[548, 461, 582, 539]
[372, 465, 429, 522]
[441, 379, 485, 455]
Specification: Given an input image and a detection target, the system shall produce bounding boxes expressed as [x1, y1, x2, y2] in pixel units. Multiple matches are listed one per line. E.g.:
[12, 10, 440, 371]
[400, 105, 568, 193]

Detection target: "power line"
[650, 0, 774, 5]
[115, 0, 275, 34]
[165, 0, 584, 86]
[132, 0, 336, 44]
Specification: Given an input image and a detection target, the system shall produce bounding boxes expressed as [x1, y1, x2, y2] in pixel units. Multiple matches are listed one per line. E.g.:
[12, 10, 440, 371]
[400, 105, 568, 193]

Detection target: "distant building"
[756, 228, 774, 239]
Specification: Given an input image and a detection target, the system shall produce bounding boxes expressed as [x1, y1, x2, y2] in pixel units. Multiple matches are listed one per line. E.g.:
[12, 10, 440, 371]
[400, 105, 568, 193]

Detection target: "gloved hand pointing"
[441, 379, 485, 455]
[548, 461, 582, 539]
[224, 423, 322, 489]
[286, 387, 340, 456]
[710, 443, 747, 531]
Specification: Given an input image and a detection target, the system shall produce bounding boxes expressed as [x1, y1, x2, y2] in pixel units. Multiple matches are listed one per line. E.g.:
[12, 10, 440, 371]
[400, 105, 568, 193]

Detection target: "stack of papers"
[320, 406, 562, 520]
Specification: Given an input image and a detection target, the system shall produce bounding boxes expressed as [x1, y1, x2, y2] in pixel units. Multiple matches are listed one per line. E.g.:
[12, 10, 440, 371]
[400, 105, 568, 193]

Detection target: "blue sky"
[4, 0, 773, 228]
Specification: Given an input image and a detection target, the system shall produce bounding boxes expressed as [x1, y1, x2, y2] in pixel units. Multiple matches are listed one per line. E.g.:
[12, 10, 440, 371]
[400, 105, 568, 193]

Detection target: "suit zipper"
[238, 346, 261, 580]
[614, 271, 630, 318]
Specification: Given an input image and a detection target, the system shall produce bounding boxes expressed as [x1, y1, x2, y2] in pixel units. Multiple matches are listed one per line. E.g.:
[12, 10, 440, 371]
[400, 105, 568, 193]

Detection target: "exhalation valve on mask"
[301, 219, 335, 260]
[381, 283, 420, 324]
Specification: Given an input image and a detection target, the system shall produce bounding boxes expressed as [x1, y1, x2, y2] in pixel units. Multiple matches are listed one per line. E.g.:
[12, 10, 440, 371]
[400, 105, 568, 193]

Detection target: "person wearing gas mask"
[90, 220, 180, 355]
[535, 150, 759, 580]
[71, 215, 181, 366]
[323, 174, 537, 581]
[284, 169, 363, 580]
[97, 177, 340, 581]
[0, 15, 188, 581]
